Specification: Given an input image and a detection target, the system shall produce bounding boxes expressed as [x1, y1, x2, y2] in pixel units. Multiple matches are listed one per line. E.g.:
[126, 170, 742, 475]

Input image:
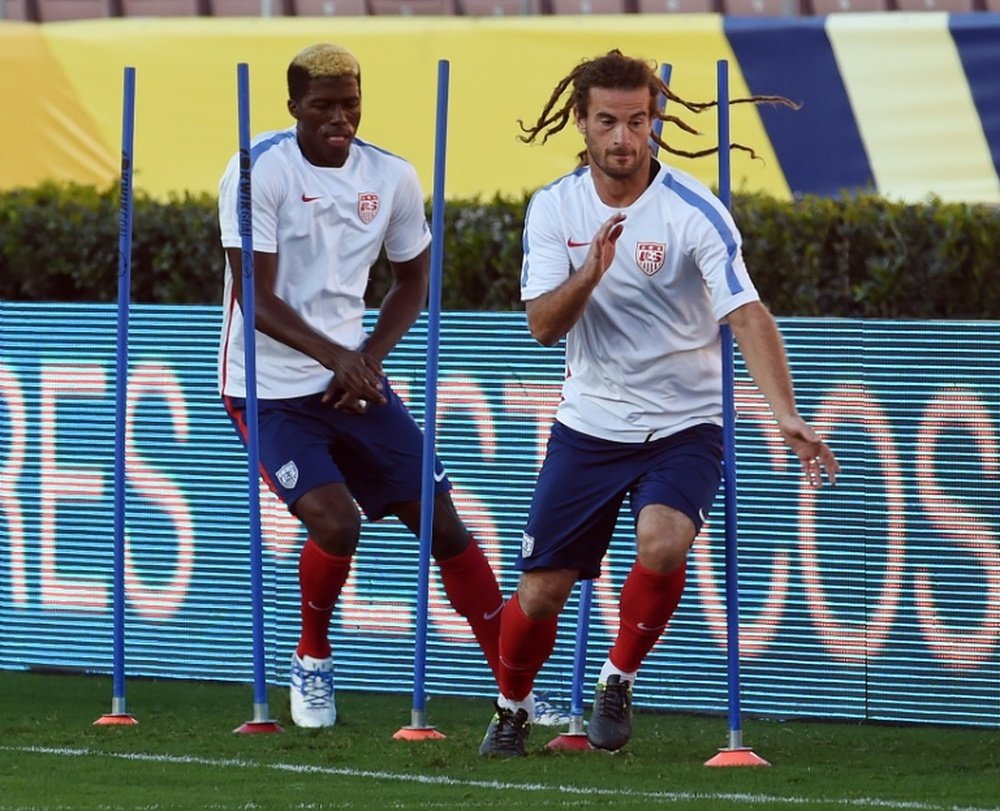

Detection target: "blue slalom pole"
[396, 59, 449, 739]
[545, 579, 593, 748]
[96, 66, 138, 727]
[717, 58, 743, 744]
[706, 59, 768, 767]
[234, 61, 281, 735]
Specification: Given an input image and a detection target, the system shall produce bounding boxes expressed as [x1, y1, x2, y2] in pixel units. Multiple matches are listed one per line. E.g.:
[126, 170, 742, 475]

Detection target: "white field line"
[4, 745, 1000, 811]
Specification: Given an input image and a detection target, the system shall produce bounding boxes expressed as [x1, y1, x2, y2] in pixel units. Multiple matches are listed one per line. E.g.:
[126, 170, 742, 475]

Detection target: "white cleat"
[290, 652, 337, 728]
[531, 691, 571, 727]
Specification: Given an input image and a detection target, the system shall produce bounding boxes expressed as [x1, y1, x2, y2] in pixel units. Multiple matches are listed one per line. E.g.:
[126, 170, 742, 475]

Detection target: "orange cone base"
[393, 726, 446, 740]
[93, 714, 139, 726]
[233, 721, 285, 734]
[705, 747, 771, 767]
[546, 732, 591, 751]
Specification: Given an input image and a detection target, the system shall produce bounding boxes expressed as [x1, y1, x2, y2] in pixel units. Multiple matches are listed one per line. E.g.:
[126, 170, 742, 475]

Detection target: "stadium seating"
[722, 0, 799, 13]
[208, 0, 289, 13]
[807, 0, 888, 11]
[548, 0, 631, 11]
[0, 0, 33, 17]
[121, 0, 207, 14]
[456, 0, 542, 12]
[893, 0, 977, 9]
[35, 0, 119, 19]
[367, 0, 454, 11]
[293, 0, 367, 13]
[635, 0, 720, 12]
[5, 0, 999, 21]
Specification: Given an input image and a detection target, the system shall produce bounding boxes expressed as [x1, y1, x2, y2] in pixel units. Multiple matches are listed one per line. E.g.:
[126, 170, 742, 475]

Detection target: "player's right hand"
[322, 348, 386, 406]
[584, 212, 626, 281]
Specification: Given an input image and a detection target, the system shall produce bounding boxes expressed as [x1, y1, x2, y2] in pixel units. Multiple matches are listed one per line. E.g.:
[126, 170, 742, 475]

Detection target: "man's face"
[288, 75, 362, 168]
[576, 86, 653, 181]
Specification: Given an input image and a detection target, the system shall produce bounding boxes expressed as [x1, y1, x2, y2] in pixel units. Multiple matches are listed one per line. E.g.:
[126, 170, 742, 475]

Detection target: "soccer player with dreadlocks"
[479, 49, 839, 758]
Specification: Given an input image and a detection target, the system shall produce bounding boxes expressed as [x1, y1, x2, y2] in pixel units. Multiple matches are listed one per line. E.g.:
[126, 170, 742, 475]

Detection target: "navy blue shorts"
[223, 377, 449, 521]
[518, 421, 723, 580]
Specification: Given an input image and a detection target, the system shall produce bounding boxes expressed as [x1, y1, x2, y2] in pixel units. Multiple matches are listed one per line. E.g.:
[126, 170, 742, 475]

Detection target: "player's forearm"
[526, 270, 601, 346]
[365, 276, 426, 362]
[252, 293, 352, 371]
[728, 302, 800, 424]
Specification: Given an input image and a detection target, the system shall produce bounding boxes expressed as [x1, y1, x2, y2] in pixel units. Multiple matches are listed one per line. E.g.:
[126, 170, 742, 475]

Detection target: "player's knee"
[517, 572, 575, 620]
[303, 511, 361, 557]
[429, 500, 472, 561]
[430, 522, 471, 561]
[636, 536, 689, 573]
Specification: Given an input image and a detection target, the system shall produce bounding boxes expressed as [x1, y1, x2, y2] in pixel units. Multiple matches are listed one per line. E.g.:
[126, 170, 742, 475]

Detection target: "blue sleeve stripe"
[250, 130, 294, 167]
[724, 16, 874, 198]
[663, 173, 743, 295]
[232, 131, 295, 239]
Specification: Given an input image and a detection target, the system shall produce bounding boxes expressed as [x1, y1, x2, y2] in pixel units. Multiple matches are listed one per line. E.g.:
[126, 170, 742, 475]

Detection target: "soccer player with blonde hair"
[217, 43, 511, 729]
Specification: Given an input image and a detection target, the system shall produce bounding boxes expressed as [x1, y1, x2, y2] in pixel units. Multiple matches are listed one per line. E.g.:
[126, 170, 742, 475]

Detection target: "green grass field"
[1, 669, 997, 810]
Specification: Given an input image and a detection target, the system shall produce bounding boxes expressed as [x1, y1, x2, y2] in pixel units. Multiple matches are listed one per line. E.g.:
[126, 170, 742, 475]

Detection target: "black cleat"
[479, 702, 531, 757]
[586, 674, 633, 752]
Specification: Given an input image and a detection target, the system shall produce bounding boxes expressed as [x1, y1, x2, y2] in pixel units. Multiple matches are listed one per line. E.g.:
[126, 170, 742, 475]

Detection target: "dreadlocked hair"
[517, 49, 799, 165]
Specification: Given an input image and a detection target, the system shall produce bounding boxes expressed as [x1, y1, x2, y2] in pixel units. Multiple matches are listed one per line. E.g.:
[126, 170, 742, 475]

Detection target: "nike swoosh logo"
[301, 194, 321, 203]
[433, 469, 446, 483]
[483, 603, 503, 621]
[637, 622, 668, 633]
[307, 600, 336, 612]
[566, 238, 591, 248]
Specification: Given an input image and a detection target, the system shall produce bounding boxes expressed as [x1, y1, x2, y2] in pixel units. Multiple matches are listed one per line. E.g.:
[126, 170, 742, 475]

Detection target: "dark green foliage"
[367, 192, 530, 311]
[2, 182, 998, 317]
[0, 182, 222, 305]
[734, 192, 1000, 318]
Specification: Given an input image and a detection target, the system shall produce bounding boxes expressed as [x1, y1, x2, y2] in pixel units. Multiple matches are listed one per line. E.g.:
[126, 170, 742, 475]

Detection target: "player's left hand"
[778, 415, 839, 487]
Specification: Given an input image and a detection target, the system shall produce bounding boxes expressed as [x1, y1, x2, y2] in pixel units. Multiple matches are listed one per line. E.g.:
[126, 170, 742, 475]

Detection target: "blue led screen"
[1, 304, 997, 726]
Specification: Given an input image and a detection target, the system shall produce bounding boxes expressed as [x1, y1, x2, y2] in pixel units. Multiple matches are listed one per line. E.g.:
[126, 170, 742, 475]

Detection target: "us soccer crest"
[276, 460, 299, 489]
[358, 192, 379, 224]
[635, 242, 666, 276]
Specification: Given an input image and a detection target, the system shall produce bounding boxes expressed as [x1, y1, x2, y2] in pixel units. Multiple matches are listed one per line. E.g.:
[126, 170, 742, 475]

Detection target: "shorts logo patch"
[635, 241, 666, 276]
[358, 192, 380, 224]
[276, 460, 299, 490]
[521, 532, 535, 558]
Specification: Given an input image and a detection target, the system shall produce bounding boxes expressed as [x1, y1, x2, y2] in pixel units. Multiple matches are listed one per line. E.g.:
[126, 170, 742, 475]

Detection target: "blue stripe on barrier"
[950, 14, 1000, 184]
[724, 17, 874, 198]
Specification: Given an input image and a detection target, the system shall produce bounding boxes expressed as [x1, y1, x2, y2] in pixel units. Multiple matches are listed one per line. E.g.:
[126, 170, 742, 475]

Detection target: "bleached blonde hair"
[287, 43, 361, 101]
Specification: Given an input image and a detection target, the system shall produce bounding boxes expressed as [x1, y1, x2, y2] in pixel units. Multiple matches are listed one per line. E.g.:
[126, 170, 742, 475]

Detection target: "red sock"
[437, 540, 504, 679]
[609, 561, 686, 673]
[497, 592, 558, 701]
[296, 538, 351, 660]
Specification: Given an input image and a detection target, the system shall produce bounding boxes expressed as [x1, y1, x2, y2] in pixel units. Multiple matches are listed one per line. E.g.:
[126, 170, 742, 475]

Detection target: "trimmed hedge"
[1, 182, 998, 317]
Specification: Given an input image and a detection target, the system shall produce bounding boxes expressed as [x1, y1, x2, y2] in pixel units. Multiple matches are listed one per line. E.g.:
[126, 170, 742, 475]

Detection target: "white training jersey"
[520, 161, 760, 443]
[217, 127, 431, 398]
